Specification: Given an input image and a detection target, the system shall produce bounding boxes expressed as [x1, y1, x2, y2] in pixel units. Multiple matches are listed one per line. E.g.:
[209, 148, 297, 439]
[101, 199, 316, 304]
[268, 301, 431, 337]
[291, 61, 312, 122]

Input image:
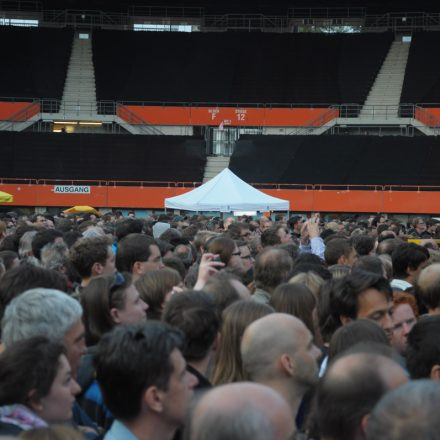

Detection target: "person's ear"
[133, 261, 144, 275]
[91, 262, 103, 276]
[430, 364, 440, 382]
[360, 413, 370, 435]
[280, 353, 294, 377]
[212, 331, 221, 352]
[110, 308, 122, 325]
[144, 386, 165, 413]
[27, 389, 43, 414]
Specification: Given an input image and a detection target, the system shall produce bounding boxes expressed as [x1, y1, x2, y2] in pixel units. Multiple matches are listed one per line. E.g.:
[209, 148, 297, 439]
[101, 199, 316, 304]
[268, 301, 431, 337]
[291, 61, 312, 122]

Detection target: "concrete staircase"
[360, 40, 410, 118]
[114, 117, 165, 135]
[203, 156, 231, 182]
[288, 118, 337, 135]
[61, 33, 97, 116]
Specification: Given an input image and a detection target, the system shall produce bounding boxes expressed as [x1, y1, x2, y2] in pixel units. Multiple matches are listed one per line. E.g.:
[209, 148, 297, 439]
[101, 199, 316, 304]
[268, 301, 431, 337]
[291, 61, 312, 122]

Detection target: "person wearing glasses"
[408, 217, 432, 239]
[205, 236, 246, 277]
[78, 273, 148, 430]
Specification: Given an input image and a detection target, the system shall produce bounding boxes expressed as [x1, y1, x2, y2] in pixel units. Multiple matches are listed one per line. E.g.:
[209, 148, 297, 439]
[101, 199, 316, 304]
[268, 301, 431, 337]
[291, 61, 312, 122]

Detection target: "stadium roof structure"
[164, 168, 289, 212]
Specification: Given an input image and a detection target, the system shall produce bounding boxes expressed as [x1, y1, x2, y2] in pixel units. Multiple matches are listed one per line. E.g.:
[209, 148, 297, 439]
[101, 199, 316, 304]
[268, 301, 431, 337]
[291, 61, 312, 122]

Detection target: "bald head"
[241, 313, 320, 386]
[376, 238, 402, 256]
[317, 352, 408, 440]
[416, 263, 440, 312]
[191, 382, 294, 440]
[254, 248, 293, 292]
[328, 352, 407, 390]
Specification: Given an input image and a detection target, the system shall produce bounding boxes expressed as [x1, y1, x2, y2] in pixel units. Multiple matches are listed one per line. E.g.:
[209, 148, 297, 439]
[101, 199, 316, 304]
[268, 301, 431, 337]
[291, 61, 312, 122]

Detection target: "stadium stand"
[93, 30, 393, 104]
[0, 132, 206, 181]
[400, 31, 440, 104]
[0, 27, 73, 99]
[229, 135, 440, 185]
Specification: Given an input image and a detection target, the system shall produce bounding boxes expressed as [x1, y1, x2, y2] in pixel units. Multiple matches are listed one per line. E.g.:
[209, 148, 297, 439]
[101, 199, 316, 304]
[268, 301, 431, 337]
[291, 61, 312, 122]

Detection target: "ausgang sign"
[53, 185, 91, 194]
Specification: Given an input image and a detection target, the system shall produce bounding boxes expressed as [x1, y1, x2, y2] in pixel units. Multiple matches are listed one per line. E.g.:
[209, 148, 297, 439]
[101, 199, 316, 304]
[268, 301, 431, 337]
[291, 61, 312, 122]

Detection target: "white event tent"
[164, 168, 289, 212]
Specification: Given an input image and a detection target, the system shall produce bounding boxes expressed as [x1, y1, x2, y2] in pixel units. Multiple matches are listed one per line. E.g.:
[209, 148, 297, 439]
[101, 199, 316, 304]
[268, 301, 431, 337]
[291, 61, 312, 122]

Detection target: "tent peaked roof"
[164, 168, 289, 212]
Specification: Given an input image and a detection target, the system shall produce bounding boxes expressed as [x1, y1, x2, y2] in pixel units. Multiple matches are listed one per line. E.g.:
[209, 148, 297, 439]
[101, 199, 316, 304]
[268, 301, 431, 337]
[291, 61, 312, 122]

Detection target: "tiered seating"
[229, 135, 440, 185]
[0, 27, 73, 99]
[93, 30, 393, 104]
[0, 132, 206, 182]
[400, 31, 440, 103]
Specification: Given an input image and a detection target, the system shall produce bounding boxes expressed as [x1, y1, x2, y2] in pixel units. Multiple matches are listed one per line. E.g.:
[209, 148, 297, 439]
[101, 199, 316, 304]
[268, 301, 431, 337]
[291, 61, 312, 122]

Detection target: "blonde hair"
[289, 271, 324, 298]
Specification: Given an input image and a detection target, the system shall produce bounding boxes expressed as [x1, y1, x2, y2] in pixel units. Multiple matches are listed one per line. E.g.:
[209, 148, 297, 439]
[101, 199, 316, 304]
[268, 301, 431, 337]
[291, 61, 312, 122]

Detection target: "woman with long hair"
[135, 267, 182, 320]
[79, 272, 147, 429]
[80, 272, 148, 346]
[211, 300, 273, 385]
[270, 282, 317, 337]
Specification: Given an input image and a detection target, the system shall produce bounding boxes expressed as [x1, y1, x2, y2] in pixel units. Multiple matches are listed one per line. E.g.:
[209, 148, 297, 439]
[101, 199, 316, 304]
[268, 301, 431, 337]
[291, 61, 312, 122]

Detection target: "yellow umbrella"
[63, 206, 100, 215]
[0, 191, 13, 203]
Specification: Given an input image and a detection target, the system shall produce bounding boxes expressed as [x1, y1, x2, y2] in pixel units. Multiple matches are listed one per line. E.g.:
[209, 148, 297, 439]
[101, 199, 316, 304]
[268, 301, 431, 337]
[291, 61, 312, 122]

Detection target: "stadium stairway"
[203, 156, 231, 182]
[360, 40, 410, 118]
[61, 33, 97, 116]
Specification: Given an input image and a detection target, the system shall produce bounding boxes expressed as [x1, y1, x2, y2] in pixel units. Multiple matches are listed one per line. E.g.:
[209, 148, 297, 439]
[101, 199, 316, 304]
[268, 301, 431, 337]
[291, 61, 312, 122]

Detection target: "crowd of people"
[0, 209, 439, 439]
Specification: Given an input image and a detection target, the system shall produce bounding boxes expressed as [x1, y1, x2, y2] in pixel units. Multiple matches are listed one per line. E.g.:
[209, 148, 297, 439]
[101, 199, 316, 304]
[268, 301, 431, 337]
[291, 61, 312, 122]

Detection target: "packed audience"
[0, 209, 439, 439]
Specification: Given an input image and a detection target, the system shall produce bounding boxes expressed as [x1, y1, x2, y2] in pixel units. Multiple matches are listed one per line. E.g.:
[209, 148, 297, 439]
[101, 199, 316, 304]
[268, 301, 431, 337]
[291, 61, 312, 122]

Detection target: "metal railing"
[203, 14, 289, 31]
[116, 103, 164, 135]
[288, 106, 339, 134]
[329, 125, 414, 136]
[37, 99, 116, 115]
[129, 6, 204, 18]
[364, 12, 440, 31]
[3, 176, 440, 194]
[43, 9, 130, 28]
[338, 103, 416, 119]
[0, 99, 424, 116]
[415, 105, 440, 124]
[288, 7, 366, 19]
[0, 177, 204, 188]
[251, 182, 440, 192]
[414, 105, 440, 135]
[0, 0, 41, 11]
[2, 4, 440, 32]
[117, 100, 336, 109]
[4, 98, 440, 134]
[0, 100, 39, 130]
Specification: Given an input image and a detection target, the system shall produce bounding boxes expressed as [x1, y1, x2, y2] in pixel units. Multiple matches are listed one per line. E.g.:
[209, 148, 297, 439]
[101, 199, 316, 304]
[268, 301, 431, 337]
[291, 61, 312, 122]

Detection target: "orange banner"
[415, 107, 440, 127]
[2, 183, 440, 213]
[118, 105, 339, 127]
[0, 102, 40, 121]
